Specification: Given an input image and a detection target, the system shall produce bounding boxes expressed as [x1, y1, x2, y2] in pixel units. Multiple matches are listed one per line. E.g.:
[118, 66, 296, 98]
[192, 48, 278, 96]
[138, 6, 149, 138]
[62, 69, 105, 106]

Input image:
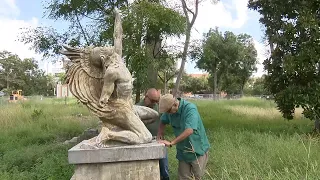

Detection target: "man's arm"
[157, 113, 169, 140]
[99, 68, 117, 107]
[171, 107, 198, 146]
[170, 128, 193, 145]
[157, 122, 166, 140]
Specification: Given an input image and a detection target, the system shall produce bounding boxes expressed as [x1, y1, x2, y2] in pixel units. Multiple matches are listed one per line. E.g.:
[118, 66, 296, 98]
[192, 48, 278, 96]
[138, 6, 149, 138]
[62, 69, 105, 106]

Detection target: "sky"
[0, 0, 270, 77]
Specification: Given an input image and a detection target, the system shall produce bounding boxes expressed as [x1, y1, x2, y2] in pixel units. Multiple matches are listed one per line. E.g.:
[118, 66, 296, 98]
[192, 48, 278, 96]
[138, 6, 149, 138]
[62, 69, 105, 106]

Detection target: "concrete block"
[68, 140, 166, 180]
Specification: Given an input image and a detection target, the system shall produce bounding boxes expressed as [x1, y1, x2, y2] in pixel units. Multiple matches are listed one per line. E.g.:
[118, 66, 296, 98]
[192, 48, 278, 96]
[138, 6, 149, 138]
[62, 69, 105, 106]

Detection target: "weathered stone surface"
[59, 8, 159, 149]
[70, 160, 160, 180]
[69, 140, 165, 180]
[68, 140, 166, 164]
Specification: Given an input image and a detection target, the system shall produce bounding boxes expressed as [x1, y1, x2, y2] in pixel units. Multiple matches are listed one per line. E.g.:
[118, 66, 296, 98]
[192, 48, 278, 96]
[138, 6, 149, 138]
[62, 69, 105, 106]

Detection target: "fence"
[183, 94, 243, 100]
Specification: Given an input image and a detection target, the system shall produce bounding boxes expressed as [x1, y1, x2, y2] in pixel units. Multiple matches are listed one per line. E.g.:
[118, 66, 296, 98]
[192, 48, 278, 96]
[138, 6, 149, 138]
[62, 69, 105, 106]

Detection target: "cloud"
[194, 0, 249, 37]
[165, 0, 251, 74]
[0, 17, 40, 59]
[0, 0, 20, 17]
[0, 0, 42, 61]
[252, 39, 270, 77]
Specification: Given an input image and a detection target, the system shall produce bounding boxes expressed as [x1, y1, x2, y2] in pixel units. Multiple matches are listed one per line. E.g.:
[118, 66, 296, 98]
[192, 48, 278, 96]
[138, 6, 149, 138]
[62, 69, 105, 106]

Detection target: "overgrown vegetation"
[0, 51, 55, 96]
[190, 28, 258, 96]
[248, 0, 320, 131]
[0, 98, 98, 179]
[1, 97, 319, 179]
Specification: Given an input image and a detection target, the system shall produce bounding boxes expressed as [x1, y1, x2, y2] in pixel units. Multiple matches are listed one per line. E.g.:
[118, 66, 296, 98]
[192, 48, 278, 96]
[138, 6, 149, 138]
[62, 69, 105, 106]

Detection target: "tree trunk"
[145, 0, 161, 88]
[173, 27, 191, 97]
[173, 0, 199, 97]
[314, 118, 320, 133]
[213, 66, 218, 99]
[146, 37, 162, 88]
[269, 38, 274, 55]
[240, 80, 246, 97]
[164, 71, 167, 94]
[135, 85, 141, 104]
[6, 72, 9, 90]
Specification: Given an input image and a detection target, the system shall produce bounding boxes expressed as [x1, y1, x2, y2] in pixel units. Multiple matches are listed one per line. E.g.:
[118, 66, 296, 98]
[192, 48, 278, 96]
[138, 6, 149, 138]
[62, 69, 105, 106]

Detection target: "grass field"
[0, 97, 320, 179]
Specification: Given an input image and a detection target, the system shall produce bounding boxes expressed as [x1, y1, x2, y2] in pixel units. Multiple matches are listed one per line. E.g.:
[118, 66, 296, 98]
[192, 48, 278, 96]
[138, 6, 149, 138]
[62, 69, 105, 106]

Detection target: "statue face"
[90, 47, 103, 68]
[90, 47, 114, 68]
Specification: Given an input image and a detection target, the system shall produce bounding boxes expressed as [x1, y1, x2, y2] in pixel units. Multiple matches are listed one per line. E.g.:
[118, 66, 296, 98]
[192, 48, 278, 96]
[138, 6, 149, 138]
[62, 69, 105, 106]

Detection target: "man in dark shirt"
[136, 88, 170, 180]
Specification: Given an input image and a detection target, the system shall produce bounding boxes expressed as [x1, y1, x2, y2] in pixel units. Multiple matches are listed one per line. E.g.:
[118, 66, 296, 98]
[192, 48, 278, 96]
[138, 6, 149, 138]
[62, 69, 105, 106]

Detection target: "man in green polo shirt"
[136, 88, 170, 180]
[157, 94, 210, 180]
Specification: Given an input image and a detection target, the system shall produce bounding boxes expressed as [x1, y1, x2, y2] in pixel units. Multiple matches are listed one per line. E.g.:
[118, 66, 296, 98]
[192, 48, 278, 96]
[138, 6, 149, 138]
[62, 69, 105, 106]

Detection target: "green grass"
[1, 96, 320, 179]
[164, 97, 319, 179]
[0, 97, 98, 180]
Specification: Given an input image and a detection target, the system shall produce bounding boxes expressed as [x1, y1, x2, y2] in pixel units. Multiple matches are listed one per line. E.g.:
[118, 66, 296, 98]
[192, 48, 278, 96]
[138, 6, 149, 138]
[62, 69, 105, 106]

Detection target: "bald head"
[147, 88, 159, 98]
[144, 88, 160, 107]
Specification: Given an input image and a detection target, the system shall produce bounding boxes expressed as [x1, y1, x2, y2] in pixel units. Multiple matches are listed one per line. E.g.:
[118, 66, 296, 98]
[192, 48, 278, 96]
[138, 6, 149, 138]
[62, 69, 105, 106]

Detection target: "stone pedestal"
[68, 140, 166, 180]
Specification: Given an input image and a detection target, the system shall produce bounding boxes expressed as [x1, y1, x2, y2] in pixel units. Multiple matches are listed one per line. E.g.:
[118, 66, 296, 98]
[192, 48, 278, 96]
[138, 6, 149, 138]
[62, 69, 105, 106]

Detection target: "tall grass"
[0, 97, 319, 179]
[0, 97, 98, 180]
[165, 97, 319, 179]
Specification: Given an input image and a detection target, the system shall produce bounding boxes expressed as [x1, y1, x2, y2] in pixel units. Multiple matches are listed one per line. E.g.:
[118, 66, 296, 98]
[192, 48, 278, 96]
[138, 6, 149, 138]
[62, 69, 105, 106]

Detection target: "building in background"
[188, 73, 209, 78]
[56, 82, 72, 98]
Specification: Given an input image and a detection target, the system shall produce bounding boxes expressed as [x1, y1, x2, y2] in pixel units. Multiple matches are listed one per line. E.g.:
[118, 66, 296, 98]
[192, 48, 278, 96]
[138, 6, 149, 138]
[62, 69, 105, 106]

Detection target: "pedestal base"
[68, 140, 166, 180]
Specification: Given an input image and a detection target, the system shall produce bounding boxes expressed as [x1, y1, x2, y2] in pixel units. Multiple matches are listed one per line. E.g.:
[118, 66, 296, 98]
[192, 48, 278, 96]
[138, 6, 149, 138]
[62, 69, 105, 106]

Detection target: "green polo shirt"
[136, 98, 160, 136]
[160, 98, 210, 162]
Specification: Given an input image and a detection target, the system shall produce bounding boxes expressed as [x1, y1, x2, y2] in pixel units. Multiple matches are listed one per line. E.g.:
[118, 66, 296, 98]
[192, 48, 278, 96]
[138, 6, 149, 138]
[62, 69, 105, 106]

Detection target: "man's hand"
[157, 123, 166, 140]
[156, 132, 164, 140]
[158, 139, 172, 147]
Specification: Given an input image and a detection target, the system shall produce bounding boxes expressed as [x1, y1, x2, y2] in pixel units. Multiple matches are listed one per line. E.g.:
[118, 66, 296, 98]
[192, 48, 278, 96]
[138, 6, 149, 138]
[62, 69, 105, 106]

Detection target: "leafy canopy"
[191, 28, 258, 94]
[248, 0, 320, 120]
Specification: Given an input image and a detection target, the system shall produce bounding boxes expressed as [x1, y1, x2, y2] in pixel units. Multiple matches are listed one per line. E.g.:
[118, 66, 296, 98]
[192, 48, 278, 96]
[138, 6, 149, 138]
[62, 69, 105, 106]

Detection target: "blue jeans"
[159, 150, 169, 179]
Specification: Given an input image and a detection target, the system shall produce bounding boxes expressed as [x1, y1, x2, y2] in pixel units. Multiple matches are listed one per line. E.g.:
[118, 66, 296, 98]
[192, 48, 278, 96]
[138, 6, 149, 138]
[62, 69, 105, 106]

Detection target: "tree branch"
[153, 37, 168, 59]
[181, 0, 190, 23]
[190, 0, 199, 26]
[92, 0, 110, 16]
[75, 13, 90, 46]
[166, 72, 178, 83]
[158, 74, 164, 82]
[80, 12, 104, 21]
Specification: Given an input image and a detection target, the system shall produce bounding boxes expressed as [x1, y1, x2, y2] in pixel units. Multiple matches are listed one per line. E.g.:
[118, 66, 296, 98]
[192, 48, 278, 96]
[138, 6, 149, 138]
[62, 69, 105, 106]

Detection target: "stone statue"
[60, 8, 157, 149]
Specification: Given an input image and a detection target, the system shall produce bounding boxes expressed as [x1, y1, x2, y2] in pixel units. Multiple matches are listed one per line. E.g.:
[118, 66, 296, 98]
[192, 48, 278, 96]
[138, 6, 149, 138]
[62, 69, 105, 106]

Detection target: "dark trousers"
[159, 150, 170, 179]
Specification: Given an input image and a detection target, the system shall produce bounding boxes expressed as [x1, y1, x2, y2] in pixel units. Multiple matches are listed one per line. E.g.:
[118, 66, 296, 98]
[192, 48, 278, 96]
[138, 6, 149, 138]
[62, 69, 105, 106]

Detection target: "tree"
[122, 1, 185, 101]
[248, 0, 320, 131]
[179, 72, 210, 94]
[219, 33, 257, 95]
[157, 54, 179, 94]
[190, 28, 223, 96]
[173, 0, 218, 96]
[0, 51, 25, 90]
[19, 0, 129, 58]
[19, 0, 185, 102]
[0, 51, 53, 95]
[243, 76, 268, 96]
[234, 34, 258, 94]
[191, 28, 257, 96]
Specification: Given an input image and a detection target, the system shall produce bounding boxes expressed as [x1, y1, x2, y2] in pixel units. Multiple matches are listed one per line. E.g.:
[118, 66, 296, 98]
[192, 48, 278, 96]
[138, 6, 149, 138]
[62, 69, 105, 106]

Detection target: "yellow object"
[8, 90, 26, 102]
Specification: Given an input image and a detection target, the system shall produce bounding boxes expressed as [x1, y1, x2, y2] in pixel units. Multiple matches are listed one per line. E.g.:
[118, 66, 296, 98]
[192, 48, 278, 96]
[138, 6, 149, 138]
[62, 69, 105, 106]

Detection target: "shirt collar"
[176, 98, 183, 114]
